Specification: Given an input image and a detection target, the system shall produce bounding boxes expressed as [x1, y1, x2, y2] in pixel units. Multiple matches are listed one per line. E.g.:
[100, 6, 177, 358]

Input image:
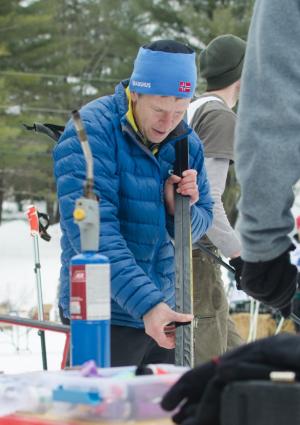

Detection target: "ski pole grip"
[26, 205, 39, 235]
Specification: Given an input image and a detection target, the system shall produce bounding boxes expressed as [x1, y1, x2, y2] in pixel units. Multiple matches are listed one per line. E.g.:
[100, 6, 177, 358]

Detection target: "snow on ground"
[0, 219, 64, 373]
[0, 328, 67, 373]
[0, 220, 61, 313]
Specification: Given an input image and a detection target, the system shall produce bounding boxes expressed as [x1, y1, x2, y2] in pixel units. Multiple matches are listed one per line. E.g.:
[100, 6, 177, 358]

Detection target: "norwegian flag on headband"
[179, 81, 191, 92]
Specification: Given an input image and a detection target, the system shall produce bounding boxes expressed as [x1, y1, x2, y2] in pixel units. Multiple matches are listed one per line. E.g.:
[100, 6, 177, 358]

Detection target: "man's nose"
[160, 112, 174, 128]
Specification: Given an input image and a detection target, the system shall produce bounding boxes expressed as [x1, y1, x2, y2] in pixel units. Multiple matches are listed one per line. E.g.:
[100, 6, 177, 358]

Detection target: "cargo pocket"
[193, 251, 228, 316]
[194, 309, 228, 365]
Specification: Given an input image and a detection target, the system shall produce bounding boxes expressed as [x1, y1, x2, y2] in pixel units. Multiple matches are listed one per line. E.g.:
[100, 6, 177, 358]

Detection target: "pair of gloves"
[229, 247, 298, 318]
[161, 333, 300, 425]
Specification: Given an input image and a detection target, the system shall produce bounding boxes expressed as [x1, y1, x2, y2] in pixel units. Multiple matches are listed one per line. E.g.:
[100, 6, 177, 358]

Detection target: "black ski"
[174, 137, 194, 367]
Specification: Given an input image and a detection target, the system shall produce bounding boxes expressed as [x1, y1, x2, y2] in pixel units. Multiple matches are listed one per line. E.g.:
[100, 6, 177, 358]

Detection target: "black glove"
[161, 361, 216, 424]
[240, 247, 298, 317]
[161, 334, 300, 425]
[229, 256, 243, 289]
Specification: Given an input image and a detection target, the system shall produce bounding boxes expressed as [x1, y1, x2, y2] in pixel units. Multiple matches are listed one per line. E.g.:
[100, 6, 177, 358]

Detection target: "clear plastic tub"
[0, 364, 188, 421]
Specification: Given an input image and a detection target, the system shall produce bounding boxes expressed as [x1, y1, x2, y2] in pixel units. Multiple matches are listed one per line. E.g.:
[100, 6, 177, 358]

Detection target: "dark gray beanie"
[200, 34, 246, 91]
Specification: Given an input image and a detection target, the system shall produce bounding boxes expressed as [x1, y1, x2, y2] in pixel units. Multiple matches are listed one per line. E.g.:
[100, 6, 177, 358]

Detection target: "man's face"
[131, 93, 191, 144]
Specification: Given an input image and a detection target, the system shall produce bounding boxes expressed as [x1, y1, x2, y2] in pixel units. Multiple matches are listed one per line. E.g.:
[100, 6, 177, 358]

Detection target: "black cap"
[200, 34, 246, 90]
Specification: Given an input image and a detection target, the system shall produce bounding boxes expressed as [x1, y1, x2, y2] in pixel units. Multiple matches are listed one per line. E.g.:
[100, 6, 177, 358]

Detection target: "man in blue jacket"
[53, 40, 213, 366]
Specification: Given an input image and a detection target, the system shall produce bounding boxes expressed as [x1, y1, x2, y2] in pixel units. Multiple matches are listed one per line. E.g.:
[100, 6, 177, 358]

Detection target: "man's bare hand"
[164, 169, 199, 215]
[143, 302, 194, 349]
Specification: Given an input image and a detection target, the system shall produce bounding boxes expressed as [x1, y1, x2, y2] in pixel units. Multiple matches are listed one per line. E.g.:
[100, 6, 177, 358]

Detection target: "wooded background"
[0, 0, 254, 223]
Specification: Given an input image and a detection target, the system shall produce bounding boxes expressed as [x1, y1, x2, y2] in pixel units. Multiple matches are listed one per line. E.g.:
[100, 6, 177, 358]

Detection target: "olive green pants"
[193, 248, 244, 365]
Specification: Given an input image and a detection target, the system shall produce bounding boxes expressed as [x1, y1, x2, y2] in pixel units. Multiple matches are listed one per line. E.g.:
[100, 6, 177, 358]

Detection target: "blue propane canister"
[70, 251, 111, 368]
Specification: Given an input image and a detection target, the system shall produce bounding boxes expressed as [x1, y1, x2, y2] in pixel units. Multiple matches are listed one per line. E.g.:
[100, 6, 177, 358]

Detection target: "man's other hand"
[240, 248, 297, 316]
[229, 256, 243, 289]
[143, 302, 193, 349]
[164, 169, 199, 216]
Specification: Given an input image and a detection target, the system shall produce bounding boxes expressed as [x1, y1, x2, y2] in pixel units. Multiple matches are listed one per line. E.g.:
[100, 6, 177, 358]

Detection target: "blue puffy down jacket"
[53, 80, 213, 328]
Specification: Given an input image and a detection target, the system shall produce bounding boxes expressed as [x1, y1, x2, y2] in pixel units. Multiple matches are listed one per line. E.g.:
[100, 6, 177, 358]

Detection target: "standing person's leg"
[193, 248, 243, 365]
[142, 337, 175, 365]
[111, 325, 154, 367]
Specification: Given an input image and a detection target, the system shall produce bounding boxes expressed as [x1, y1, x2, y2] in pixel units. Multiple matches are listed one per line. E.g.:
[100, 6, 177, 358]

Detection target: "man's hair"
[144, 39, 194, 54]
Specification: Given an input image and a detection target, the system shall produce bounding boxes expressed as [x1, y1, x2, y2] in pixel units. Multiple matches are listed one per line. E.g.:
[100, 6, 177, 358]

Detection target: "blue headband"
[129, 47, 197, 98]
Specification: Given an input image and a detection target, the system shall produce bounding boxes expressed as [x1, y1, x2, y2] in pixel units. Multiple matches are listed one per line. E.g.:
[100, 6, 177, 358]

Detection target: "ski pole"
[174, 137, 194, 367]
[196, 242, 235, 274]
[26, 205, 48, 370]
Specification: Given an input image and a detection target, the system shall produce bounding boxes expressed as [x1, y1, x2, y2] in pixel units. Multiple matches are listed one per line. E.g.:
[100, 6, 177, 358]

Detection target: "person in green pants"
[188, 34, 246, 364]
